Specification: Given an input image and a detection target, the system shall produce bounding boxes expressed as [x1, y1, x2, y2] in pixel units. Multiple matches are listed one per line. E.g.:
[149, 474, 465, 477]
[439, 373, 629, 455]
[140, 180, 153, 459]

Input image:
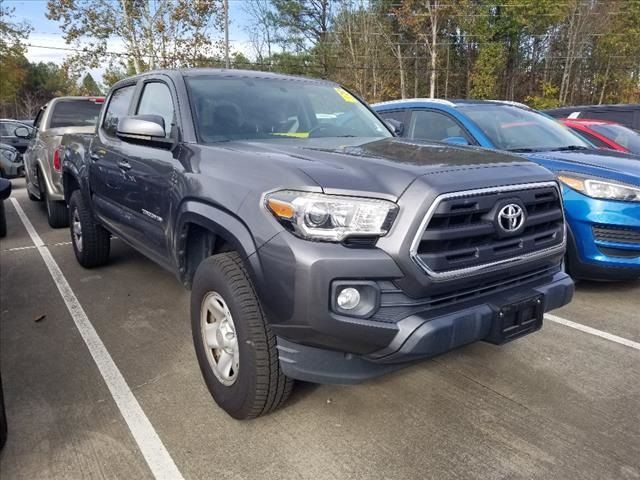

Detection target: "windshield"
[459, 104, 591, 152]
[186, 76, 391, 143]
[591, 123, 640, 154]
[49, 99, 103, 129]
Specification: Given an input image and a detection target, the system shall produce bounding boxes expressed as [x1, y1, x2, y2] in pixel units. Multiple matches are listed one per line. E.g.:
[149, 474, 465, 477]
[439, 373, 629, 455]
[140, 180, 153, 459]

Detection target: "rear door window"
[102, 86, 136, 137]
[49, 99, 104, 128]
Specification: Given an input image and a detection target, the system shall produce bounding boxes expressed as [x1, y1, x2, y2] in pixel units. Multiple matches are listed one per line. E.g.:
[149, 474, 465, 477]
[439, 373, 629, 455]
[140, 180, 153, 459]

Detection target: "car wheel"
[45, 189, 69, 228]
[0, 373, 6, 451]
[0, 201, 6, 238]
[69, 190, 110, 268]
[191, 252, 293, 419]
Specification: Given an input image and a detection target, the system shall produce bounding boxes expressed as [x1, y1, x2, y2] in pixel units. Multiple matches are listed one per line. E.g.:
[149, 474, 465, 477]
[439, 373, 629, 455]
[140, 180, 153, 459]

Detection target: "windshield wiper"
[552, 145, 590, 151]
[507, 147, 539, 153]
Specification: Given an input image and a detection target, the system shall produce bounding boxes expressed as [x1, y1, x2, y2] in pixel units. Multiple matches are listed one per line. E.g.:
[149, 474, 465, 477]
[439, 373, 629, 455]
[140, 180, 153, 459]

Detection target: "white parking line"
[9, 198, 184, 480]
[546, 313, 640, 351]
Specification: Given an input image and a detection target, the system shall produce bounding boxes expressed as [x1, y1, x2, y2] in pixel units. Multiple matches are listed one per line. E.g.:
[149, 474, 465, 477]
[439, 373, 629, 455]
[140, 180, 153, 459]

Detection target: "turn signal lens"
[266, 198, 295, 219]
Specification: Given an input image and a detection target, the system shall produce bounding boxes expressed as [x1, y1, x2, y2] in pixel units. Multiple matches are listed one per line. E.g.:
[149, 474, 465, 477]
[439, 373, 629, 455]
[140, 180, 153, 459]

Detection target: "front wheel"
[191, 252, 293, 419]
[68, 190, 110, 268]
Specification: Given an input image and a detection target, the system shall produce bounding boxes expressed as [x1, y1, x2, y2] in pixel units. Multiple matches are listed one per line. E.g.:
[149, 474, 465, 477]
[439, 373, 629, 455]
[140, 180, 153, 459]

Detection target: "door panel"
[88, 84, 138, 237]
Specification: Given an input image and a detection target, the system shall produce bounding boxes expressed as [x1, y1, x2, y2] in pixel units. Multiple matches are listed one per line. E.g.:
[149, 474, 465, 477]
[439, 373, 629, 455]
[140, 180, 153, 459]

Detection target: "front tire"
[45, 189, 69, 228]
[69, 190, 110, 268]
[191, 252, 293, 419]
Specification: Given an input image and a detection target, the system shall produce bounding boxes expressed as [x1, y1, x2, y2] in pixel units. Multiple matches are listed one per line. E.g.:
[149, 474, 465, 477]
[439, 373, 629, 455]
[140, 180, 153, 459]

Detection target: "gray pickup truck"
[61, 69, 574, 419]
[18, 96, 104, 227]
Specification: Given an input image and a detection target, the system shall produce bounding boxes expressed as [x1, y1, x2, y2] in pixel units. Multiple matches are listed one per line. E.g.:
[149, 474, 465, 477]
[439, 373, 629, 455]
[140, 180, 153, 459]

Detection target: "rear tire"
[45, 189, 69, 228]
[69, 190, 110, 268]
[0, 201, 6, 238]
[191, 252, 293, 419]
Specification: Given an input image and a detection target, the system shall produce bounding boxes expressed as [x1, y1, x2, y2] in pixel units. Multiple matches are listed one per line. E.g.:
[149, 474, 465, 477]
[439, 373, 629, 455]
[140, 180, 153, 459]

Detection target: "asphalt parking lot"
[1, 177, 639, 480]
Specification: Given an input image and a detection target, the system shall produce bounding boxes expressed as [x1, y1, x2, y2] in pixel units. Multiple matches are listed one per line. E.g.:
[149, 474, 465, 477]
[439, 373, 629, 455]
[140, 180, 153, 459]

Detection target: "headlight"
[558, 174, 640, 202]
[1, 150, 16, 162]
[265, 190, 398, 241]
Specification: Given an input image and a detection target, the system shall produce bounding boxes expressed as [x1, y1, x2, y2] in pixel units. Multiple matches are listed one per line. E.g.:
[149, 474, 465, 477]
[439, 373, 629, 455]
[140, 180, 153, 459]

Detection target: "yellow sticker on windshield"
[335, 87, 357, 103]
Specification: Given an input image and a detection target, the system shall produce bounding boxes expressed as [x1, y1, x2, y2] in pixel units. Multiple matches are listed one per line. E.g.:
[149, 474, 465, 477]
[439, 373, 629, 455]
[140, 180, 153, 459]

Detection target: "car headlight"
[1, 150, 16, 162]
[265, 190, 398, 241]
[558, 174, 640, 202]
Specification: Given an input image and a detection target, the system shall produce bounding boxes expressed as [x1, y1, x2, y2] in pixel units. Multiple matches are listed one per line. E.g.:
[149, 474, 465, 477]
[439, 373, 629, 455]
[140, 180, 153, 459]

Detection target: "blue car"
[373, 99, 640, 281]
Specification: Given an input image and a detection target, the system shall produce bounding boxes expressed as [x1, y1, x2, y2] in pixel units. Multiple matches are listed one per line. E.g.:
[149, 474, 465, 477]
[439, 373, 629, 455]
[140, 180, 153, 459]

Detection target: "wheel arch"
[175, 201, 263, 290]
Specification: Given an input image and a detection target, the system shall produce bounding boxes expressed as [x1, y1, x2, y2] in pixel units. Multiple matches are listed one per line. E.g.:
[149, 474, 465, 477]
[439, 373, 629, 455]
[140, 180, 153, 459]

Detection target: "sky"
[7, 0, 254, 83]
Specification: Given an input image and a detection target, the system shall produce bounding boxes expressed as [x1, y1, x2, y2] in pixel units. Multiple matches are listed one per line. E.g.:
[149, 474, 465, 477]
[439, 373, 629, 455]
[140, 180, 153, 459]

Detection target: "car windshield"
[49, 99, 103, 129]
[186, 76, 391, 143]
[459, 104, 591, 152]
[590, 123, 640, 154]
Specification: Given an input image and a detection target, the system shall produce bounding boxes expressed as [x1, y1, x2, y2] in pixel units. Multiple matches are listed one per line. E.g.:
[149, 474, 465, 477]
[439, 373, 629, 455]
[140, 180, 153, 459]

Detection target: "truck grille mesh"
[414, 184, 564, 275]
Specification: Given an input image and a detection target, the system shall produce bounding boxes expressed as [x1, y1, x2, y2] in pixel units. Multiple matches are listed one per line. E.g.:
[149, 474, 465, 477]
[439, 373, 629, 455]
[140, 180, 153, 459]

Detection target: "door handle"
[89, 150, 103, 161]
[117, 160, 132, 171]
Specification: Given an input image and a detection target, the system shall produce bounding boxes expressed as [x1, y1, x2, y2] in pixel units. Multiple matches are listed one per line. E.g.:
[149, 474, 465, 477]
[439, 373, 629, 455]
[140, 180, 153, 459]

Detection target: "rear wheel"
[69, 190, 110, 268]
[0, 201, 6, 238]
[191, 252, 293, 419]
[45, 189, 69, 228]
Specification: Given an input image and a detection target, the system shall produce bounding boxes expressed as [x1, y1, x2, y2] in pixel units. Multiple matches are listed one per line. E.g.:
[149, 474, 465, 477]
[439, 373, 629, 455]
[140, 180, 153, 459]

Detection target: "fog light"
[337, 287, 361, 310]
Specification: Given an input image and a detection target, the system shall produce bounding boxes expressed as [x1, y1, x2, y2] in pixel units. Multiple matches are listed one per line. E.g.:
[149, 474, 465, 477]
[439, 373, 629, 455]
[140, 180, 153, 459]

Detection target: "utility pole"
[224, 0, 230, 69]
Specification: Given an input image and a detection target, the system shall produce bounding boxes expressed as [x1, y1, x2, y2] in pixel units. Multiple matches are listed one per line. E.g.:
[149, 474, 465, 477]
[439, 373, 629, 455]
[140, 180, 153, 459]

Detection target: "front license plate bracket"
[485, 294, 544, 345]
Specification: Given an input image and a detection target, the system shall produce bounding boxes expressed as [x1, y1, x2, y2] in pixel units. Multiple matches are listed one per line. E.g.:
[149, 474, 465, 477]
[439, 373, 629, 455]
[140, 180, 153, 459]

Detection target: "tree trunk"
[598, 60, 611, 104]
[429, 6, 438, 98]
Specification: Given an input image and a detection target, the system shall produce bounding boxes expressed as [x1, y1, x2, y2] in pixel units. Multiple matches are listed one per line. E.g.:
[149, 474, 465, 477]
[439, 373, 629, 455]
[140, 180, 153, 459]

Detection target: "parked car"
[544, 104, 640, 132]
[61, 69, 573, 419]
[0, 119, 33, 156]
[17, 96, 104, 228]
[0, 177, 11, 446]
[373, 99, 640, 281]
[560, 118, 640, 154]
[0, 176, 11, 238]
[0, 143, 24, 178]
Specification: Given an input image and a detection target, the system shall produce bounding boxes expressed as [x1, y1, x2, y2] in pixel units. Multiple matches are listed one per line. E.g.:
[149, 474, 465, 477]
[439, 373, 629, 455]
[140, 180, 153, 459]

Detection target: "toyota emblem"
[497, 204, 525, 233]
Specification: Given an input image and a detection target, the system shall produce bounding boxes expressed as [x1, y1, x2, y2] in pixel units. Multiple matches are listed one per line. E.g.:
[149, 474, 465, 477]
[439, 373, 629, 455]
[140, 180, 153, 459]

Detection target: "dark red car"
[561, 118, 640, 155]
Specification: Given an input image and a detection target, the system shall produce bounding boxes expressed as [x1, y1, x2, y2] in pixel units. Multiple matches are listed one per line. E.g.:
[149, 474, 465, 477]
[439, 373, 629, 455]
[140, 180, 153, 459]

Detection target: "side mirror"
[117, 115, 169, 145]
[385, 118, 404, 136]
[14, 126, 32, 139]
[443, 136, 470, 146]
[0, 178, 12, 201]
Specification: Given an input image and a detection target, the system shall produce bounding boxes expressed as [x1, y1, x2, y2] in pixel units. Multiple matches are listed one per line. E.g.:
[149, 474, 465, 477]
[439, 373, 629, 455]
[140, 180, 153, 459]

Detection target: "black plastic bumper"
[277, 272, 574, 384]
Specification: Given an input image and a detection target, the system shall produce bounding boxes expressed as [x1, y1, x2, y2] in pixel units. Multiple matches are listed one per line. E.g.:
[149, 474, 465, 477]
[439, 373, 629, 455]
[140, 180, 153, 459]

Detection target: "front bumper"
[563, 188, 640, 280]
[255, 228, 573, 384]
[0, 159, 24, 179]
[277, 272, 573, 384]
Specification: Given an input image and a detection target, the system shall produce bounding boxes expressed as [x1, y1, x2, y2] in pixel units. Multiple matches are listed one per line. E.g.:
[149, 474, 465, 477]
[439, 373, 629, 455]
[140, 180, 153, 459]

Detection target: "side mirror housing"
[117, 115, 172, 147]
[442, 136, 470, 146]
[385, 118, 404, 136]
[14, 126, 32, 139]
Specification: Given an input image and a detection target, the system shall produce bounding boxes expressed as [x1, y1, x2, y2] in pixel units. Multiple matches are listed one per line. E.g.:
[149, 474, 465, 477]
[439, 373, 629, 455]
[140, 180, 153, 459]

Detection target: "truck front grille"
[411, 182, 565, 279]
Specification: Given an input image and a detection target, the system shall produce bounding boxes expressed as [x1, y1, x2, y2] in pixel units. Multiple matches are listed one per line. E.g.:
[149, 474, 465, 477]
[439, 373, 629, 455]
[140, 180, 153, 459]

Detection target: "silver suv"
[19, 96, 104, 227]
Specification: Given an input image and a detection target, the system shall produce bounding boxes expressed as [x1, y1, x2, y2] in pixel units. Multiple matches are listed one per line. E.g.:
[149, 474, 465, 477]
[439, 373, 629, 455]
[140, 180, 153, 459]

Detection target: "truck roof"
[114, 68, 337, 88]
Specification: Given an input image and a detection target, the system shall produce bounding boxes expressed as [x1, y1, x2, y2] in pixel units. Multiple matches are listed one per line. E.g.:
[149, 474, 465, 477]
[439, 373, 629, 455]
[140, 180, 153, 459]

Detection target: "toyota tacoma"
[61, 69, 573, 419]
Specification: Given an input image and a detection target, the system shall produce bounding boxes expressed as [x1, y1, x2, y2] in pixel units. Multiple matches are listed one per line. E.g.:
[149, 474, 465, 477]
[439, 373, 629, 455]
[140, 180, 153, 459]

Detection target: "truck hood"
[525, 149, 640, 187]
[216, 137, 536, 198]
